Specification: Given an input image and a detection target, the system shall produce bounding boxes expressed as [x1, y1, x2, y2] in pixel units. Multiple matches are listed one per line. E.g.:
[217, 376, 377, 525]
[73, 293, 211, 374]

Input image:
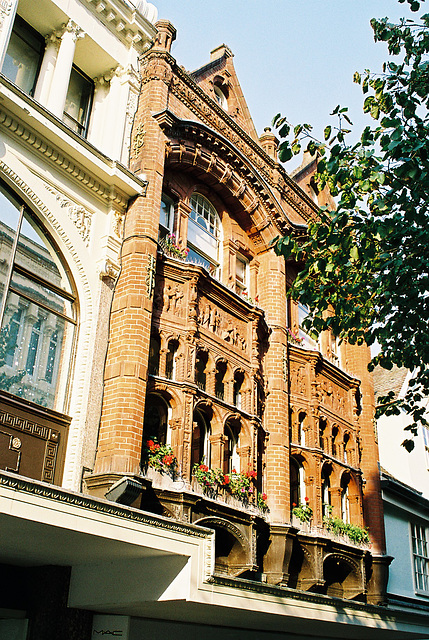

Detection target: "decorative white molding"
[0, 105, 131, 210]
[43, 183, 93, 246]
[98, 258, 120, 280]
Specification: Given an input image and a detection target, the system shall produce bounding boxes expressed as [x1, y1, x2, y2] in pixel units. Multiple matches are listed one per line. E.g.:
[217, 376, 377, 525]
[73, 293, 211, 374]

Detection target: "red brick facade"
[88, 20, 388, 602]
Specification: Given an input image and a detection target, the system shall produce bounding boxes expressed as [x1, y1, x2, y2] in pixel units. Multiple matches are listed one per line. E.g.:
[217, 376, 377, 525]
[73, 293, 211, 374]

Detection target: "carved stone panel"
[290, 363, 307, 397]
[154, 278, 185, 318]
[197, 298, 247, 352]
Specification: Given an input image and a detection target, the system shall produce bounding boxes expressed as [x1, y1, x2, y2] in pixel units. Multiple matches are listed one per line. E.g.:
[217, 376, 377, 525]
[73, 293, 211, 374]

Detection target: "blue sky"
[154, 0, 419, 159]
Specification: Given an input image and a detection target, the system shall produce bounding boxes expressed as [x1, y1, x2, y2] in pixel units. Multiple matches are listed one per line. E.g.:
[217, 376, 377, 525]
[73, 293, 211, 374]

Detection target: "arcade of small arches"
[142, 389, 264, 486]
[148, 330, 260, 416]
[290, 409, 359, 468]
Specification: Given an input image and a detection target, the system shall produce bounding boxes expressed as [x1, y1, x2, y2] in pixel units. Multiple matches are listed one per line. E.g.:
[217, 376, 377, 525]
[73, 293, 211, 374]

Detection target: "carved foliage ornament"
[43, 184, 92, 245]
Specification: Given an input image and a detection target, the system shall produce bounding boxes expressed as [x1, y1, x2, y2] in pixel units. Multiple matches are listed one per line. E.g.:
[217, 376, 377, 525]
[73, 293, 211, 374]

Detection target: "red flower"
[147, 440, 154, 448]
[305, 496, 309, 502]
[199, 464, 209, 472]
[262, 493, 268, 501]
[163, 455, 174, 465]
[246, 470, 257, 479]
[154, 444, 160, 450]
[292, 502, 297, 508]
[223, 475, 230, 485]
[232, 468, 237, 474]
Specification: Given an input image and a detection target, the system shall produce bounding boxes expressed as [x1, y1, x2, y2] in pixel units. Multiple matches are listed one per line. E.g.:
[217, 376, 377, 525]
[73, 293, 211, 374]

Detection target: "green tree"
[273, 0, 429, 449]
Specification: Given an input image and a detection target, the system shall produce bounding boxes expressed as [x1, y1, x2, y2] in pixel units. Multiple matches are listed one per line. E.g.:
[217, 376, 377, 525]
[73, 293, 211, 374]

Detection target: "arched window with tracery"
[0, 180, 76, 412]
[187, 193, 221, 277]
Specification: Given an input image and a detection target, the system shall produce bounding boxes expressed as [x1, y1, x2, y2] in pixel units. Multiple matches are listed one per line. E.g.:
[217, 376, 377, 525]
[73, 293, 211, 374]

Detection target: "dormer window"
[214, 85, 228, 111]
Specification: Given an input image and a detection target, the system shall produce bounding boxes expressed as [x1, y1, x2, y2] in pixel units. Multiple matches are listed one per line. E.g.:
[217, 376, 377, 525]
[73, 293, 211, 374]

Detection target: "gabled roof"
[372, 364, 409, 401]
[191, 44, 259, 142]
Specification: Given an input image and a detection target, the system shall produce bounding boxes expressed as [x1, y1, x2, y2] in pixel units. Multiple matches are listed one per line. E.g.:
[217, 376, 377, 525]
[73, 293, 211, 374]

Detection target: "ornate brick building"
[85, 21, 389, 604]
[1, 2, 428, 638]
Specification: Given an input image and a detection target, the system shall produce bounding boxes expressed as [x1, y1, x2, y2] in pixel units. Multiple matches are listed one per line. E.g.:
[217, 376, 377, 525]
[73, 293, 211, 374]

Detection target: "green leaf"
[324, 126, 332, 140]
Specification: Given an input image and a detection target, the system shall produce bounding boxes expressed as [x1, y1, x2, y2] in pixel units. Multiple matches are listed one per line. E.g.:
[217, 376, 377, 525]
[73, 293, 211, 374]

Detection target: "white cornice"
[0, 76, 147, 210]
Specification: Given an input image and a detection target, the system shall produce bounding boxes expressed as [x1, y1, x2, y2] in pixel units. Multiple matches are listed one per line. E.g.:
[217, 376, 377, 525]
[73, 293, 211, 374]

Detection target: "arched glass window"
[332, 426, 339, 458]
[195, 350, 208, 391]
[290, 459, 301, 510]
[223, 421, 240, 474]
[187, 193, 221, 276]
[321, 465, 332, 517]
[143, 394, 169, 445]
[0, 181, 76, 412]
[319, 418, 327, 450]
[215, 360, 227, 400]
[343, 433, 350, 464]
[191, 409, 211, 468]
[298, 411, 306, 447]
[214, 85, 228, 111]
[148, 333, 161, 376]
[165, 339, 179, 380]
[341, 475, 350, 523]
[233, 370, 244, 409]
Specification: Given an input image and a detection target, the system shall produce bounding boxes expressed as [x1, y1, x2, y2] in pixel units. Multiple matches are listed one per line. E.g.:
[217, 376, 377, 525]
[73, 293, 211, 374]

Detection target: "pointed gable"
[191, 44, 259, 142]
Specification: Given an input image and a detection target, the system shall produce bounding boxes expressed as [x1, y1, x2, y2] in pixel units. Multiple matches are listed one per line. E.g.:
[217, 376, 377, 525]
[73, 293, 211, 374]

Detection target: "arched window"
[214, 85, 228, 110]
[321, 465, 332, 517]
[191, 409, 211, 468]
[343, 433, 350, 464]
[223, 421, 240, 474]
[319, 418, 327, 450]
[298, 411, 306, 447]
[290, 459, 305, 510]
[332, 426, 339, 458]
[143, 394, 170, 445]
[187, 193, 221, 276]
[148, 333, 161, 376]
[233, 370, 244, 409]
[195, 350, 208, 391]
[165, 339, 179, 380]
[215, 360, 227, 400]
[0, 180, 76, 412]
[341, 475, 350, 523]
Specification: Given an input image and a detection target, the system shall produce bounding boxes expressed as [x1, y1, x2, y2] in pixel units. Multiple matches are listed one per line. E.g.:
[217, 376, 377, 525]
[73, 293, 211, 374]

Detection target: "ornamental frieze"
[198, 299, 247, 352]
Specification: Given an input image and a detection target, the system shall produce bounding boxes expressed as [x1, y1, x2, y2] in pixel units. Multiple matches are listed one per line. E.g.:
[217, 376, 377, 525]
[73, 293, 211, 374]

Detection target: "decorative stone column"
[46, 21, 84, 118]
[33, 31, 61, 105]
[0, 0, 18, 69]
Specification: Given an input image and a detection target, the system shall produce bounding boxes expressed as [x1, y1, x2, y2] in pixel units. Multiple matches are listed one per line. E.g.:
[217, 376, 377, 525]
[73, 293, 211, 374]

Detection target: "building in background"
[0, 1, 428, 639]
[375, 366, 429, 612]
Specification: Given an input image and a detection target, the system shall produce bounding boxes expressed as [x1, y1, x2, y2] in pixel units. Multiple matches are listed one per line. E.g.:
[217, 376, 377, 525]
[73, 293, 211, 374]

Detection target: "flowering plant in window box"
[192, 463, 224, 493]
[286, 327, 304, 346]
[161, 233, 189, 260]
[143, 439, 178, 477]
[257, 492, 269, 511]
[292, 497, 313, 523]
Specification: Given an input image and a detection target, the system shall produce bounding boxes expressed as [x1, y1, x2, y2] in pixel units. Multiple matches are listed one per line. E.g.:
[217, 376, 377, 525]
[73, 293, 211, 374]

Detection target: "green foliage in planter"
[323, 515, 370, 544]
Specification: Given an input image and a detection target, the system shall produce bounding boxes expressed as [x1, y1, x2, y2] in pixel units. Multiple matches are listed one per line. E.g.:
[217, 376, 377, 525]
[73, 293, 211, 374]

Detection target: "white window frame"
[411, 523, 429, 595]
